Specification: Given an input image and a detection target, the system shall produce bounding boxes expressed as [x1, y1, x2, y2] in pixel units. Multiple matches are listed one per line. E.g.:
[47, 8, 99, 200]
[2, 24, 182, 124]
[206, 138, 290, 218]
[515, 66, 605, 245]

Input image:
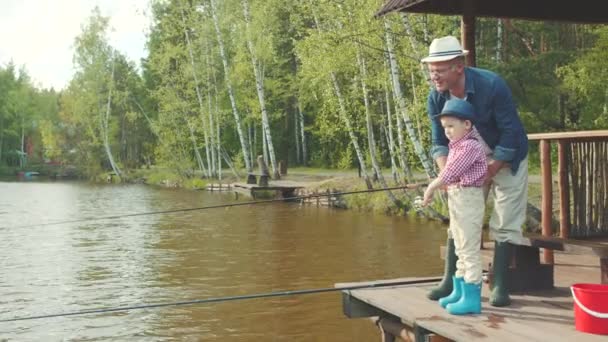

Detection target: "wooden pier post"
[540, 139, 554, 264]
[557, 140, 570, 239]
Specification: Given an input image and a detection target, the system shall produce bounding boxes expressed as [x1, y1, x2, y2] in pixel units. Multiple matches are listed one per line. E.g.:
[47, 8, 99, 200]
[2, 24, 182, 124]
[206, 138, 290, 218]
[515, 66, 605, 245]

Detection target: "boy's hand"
[422, 187, 434, 206]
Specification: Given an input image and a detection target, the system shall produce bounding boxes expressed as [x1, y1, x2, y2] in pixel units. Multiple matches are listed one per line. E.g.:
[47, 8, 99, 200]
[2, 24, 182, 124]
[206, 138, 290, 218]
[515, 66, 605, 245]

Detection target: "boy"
[422, 98, 487, 315]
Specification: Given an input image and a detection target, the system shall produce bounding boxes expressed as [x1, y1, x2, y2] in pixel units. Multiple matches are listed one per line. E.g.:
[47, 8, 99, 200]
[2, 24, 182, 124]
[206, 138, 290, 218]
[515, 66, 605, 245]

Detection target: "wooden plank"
[347, 284, 608, 341]
[528, 130, 608, 141]
[523, 235, 608, 257]
[558, 140, 571, 238]
[540, 139, 555, 264]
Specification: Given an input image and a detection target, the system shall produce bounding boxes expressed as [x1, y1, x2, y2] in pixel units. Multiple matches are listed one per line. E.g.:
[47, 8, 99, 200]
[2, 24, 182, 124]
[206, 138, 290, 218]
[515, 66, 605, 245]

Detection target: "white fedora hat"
[421, 36, 469, 63]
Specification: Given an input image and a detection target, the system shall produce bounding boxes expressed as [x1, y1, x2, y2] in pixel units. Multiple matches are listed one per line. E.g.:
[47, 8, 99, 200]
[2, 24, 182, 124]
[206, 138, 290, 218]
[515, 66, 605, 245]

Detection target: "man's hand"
[485, 159, 505, 186]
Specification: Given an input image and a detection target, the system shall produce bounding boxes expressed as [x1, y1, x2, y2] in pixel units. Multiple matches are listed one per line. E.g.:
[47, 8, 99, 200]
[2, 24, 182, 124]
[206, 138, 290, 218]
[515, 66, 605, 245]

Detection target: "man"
[422, 36, 529, 307]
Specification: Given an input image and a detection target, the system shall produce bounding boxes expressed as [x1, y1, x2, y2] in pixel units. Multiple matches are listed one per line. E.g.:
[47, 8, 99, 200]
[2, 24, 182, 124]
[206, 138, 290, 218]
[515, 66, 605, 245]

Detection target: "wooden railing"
[528, 130, 608, 263]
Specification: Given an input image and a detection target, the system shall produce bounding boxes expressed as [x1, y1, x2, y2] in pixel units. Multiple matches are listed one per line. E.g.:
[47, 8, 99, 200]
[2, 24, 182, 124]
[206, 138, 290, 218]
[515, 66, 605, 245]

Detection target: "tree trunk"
[400, 14, 431, 82]
[294, 105, 301, 164]
[297, 101, 307, 165]
[217, 116, 222, 180]
[384, 19, 436, 178]
[20, 117, 25, 168]
[387, 77, 411, 181]
[102, 55, 122, 179]
[242, 0, 279, 179]
[0, 117, 4, 163]
[357, 48, 400, 206]
[210, 0, 251, 172]
[220, 147, 240, 179]
[331, 72, 373, 189]
[188, 119, 208, 176]
[181, 9, 213, 178]
[205, 40, 218, 177]
[383, 86, 400, 182]
[309, 3, 369, 186]
[496, 19, 503, 62]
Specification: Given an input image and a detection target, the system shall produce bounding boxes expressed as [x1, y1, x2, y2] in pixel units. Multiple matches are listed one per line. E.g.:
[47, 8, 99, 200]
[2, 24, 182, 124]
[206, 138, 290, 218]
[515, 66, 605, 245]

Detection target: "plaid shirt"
[439, 129, 487, 187]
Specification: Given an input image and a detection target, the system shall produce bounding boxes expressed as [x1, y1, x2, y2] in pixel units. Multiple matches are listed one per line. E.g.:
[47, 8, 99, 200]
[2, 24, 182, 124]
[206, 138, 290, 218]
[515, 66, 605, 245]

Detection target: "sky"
[0, 0, 152, 90]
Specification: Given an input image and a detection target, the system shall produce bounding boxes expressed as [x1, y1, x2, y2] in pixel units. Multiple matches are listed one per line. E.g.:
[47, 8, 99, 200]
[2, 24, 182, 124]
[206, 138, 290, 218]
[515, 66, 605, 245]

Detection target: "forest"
[1, 0, 607, 184]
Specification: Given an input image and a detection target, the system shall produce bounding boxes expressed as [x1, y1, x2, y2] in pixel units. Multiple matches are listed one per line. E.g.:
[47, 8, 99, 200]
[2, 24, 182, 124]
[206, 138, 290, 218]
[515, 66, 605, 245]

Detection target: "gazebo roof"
[376, 0, 608, 23]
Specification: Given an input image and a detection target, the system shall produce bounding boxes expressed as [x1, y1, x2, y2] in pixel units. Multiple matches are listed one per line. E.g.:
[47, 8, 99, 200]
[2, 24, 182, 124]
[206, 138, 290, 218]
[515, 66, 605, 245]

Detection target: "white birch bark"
[309, 4, 370, 187]
[181, 9, 212, 178]
[496, 19, 503, 62]
[386, 75, 411, 180]
[20, 117, 24, 168]
[0, 118, 4, 163]
[400, 14, 431, 82]
[210, 0, 251, 172]
[101, 55, 122, 178]
[357, 48, 400, 205]
[384, 20, 436, 178]
[217, 116, 222, 180]
[383, 85, 400, 182]
[205, 40, 217, 177]
[187, 119, 208, 176]
[297, 101, 307, 165]
[331, 73, 372, 189]
[241, 0, 279, 178]
[212, 77, 223, 180]
[294, 106, 301, 164]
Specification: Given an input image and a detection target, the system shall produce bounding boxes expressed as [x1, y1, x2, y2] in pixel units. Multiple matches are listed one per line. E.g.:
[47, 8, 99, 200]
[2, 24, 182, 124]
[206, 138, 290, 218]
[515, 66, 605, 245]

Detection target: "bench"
[442, 234, 608, 292]
[246, 172, 270, 186]
[501, 235, 608, 291]
[523, 234, 608, 284]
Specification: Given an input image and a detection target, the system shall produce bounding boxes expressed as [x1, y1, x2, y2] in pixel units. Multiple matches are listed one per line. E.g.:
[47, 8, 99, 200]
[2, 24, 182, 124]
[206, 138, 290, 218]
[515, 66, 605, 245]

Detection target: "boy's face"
[440, 116, 471, 141]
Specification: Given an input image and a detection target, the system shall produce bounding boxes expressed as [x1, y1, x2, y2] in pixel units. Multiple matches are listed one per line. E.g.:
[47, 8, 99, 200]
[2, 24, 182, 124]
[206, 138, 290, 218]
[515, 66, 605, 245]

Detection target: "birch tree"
[384, 19, 436, 178]
[241, 0, 279, 178]
[209, 0, 252, 172]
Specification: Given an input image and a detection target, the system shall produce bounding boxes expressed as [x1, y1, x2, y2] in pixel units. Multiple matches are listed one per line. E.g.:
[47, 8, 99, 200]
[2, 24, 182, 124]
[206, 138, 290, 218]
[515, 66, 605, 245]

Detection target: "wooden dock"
[338, 245, 607, 341]
[232, 180, 304, 199]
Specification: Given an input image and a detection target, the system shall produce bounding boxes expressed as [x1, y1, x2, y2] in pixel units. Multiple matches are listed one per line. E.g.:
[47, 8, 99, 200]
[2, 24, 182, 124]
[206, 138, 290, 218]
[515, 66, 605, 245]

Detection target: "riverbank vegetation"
[1, 0, 607, 218]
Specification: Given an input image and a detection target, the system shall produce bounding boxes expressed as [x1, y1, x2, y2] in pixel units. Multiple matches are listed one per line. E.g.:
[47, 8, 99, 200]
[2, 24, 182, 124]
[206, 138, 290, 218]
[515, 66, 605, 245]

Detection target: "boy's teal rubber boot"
[427, 238, 458, 300]
[439, 276, 463, 308]
[490, 241, 513, 307]
[446, 282, 482, 315]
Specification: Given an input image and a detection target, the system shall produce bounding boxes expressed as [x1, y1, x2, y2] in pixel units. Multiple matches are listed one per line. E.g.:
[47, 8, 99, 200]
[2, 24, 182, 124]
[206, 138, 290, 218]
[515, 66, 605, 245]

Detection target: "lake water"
[0, 181, 446, 341]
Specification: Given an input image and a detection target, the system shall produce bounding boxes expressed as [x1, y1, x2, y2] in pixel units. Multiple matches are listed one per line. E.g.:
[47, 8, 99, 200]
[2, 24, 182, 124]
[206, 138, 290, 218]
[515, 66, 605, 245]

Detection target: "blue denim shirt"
[427, 67, 528, 174]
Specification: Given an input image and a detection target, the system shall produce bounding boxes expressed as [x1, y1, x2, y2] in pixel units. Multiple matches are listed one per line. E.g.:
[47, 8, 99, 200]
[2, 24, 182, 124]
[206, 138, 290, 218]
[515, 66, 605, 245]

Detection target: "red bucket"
[571, 283, 608, 335]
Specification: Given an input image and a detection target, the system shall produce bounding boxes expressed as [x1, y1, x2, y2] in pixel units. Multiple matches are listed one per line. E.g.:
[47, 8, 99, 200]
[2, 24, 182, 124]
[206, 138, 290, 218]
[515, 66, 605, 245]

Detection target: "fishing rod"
[7, 183, 429, 229]
[0, 276, 441, 323]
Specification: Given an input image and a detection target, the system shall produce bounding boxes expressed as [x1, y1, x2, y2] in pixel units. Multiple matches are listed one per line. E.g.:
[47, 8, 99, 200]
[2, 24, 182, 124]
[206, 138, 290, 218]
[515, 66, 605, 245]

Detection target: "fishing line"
[0, 277, 441, 323]
[6, 184, 427, 230]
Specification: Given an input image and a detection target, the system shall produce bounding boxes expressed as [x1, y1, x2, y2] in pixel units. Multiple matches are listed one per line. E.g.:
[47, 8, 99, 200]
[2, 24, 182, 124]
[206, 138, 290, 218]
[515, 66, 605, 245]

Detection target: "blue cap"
[435, 98, 475, 123]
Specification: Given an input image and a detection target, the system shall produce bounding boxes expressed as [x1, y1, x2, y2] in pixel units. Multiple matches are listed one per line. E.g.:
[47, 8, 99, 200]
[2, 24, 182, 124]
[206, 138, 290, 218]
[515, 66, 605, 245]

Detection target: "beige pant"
[486, 157, 528, 244]
[447, 157, 528, 243]
[448, 186, 485, 284]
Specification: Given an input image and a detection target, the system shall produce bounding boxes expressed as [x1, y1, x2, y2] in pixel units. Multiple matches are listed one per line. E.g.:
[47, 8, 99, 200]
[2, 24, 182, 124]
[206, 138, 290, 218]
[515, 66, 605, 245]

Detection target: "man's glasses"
[428, 65, 455, 77]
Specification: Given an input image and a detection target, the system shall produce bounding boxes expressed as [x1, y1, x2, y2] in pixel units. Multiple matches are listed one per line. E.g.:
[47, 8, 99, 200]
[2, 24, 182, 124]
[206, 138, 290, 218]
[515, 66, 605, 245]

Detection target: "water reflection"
[0, 181, 446, 341]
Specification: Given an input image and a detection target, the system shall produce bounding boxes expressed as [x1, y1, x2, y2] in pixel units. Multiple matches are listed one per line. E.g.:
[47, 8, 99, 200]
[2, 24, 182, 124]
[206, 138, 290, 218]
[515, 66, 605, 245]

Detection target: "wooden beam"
[540, 139, 554, 264]
[342, 292, 387, 318]
[557, 140, 570, 239]
[461, 0, 476, 67]
[528, 130, 608, 141]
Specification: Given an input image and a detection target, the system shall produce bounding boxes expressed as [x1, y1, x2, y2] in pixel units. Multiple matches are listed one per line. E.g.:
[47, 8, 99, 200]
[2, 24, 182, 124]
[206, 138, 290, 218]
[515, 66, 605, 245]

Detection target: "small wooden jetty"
[205, 183, 233, 191]
[232, 180, 304, 199]
[339, 244, 608, 341]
